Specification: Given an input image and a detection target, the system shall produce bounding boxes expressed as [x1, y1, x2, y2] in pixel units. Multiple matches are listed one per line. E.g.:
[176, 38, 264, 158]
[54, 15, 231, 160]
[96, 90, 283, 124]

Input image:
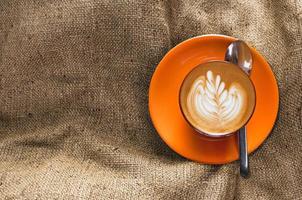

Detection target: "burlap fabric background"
[0, 0, 301, 199]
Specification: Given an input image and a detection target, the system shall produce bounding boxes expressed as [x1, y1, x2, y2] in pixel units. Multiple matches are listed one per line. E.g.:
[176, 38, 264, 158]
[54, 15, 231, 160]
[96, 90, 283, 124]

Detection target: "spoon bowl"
[225, 40, 253, 74]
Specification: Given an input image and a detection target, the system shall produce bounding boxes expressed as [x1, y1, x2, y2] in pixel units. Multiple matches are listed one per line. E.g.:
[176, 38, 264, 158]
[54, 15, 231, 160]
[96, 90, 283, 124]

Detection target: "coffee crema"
[180, 61, 255, 136]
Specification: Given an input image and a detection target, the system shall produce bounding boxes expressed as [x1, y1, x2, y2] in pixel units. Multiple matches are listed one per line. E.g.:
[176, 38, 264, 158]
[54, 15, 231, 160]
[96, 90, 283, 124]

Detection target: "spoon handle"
[239, 126, 249, 177]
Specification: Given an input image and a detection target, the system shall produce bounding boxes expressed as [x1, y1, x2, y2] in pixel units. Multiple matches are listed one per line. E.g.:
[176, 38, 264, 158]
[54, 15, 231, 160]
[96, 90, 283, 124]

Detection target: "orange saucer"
[149, 34, 279, 164]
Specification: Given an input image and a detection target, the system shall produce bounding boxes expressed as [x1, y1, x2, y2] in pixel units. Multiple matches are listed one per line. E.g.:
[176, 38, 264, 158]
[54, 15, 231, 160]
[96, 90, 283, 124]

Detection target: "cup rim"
[179, 60, 257, 138]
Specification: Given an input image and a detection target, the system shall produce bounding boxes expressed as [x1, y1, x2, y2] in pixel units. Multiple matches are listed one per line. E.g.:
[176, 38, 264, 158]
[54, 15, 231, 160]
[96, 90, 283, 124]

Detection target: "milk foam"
[187, 71, 245, 128]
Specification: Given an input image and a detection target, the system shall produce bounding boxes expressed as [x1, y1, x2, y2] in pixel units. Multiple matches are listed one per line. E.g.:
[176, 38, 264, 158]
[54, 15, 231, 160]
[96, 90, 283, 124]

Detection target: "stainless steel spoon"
[225, 40, 252, 178]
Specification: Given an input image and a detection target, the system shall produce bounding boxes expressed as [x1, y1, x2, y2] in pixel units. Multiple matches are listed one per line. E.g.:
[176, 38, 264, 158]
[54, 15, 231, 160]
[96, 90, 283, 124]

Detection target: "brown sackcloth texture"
[0, 0, 301, 199]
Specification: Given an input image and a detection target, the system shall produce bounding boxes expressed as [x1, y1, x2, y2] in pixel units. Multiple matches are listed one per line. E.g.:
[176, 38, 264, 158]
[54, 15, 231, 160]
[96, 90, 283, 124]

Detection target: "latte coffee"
[179, 61, 256, 136]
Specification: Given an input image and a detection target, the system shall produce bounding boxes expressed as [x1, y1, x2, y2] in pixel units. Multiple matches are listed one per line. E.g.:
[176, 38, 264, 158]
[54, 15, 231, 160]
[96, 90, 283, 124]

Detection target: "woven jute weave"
[0, 0, 301, 199]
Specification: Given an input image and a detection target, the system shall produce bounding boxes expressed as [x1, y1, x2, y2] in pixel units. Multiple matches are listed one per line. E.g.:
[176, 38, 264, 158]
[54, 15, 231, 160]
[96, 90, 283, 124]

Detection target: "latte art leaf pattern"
[188, 71, 244, 125]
